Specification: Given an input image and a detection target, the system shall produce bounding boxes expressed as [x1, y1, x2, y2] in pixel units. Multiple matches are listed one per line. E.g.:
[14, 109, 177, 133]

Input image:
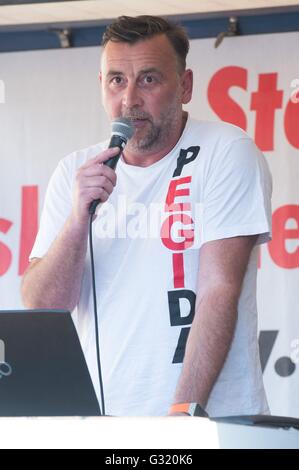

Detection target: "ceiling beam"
[1, 0, 299, 28]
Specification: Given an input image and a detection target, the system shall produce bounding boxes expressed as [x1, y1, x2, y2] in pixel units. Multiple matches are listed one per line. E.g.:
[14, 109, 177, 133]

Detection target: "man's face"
[100, 34, 192, 154]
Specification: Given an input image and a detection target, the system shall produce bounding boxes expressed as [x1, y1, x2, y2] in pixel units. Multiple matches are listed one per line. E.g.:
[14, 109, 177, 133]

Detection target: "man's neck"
[122, 112, 188, 167]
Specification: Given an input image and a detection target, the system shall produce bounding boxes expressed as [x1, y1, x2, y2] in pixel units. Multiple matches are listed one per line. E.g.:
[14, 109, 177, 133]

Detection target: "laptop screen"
[0, 310, 100, 417]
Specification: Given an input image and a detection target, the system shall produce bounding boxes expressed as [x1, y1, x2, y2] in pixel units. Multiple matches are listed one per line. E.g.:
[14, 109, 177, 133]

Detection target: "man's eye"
[141, 75, 158, 85]
[111, 76, 123, 84]
[144, 75, 154, 83]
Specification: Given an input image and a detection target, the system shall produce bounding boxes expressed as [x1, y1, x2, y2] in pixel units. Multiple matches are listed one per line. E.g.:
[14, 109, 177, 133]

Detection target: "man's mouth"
[124, 114, 149, 121]
[129, 118, 149, 128]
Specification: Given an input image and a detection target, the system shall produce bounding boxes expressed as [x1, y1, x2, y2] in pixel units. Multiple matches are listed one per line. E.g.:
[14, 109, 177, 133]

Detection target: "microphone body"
[89, 118, 133, 215]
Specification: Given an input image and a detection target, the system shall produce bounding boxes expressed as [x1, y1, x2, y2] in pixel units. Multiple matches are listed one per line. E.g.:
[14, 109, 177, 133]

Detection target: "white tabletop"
[0, 416, 298, 449]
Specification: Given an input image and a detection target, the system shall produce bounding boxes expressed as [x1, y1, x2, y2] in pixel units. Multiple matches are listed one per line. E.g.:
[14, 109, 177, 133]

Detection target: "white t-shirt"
[30, 117, 272, 417]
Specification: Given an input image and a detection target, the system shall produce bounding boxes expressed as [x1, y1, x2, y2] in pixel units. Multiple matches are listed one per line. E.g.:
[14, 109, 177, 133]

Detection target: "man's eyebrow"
[105, 70, 124, 78]
[105, 68, 163, 77]
[139, 68, 163, 76]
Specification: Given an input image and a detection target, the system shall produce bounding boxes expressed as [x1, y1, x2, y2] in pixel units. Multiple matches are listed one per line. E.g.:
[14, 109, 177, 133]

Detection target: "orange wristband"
[169, 403, 209, 417]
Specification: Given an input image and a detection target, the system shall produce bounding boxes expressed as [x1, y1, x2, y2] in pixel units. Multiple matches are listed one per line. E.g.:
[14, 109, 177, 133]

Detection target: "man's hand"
[22, 146, 120, 311]
[72, 146, 120, 224]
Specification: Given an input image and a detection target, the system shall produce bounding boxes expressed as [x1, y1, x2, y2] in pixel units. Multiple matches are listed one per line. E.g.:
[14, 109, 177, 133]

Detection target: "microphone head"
[111, 117, 134, 142]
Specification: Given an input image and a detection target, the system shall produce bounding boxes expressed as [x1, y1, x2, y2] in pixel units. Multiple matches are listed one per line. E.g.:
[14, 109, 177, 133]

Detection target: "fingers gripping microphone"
[89, 117, 134, 215]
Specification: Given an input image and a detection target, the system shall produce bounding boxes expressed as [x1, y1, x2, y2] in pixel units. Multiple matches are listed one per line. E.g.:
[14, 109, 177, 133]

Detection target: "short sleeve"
[201, 137, 272, 246]
[30, 159, 73, 259]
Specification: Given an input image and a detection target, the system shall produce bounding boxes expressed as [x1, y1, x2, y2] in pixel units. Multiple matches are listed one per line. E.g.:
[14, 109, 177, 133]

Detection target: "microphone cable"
[88, 117, 134, 417]
[89, 212, 105, 416]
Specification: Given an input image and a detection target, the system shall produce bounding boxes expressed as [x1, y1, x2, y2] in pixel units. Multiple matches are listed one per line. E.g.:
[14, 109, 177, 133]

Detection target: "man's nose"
[122, 83, 143, 108]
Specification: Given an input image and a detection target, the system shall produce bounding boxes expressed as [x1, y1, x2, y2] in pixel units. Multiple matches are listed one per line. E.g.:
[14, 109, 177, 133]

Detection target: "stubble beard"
[124, 98, 182, 154]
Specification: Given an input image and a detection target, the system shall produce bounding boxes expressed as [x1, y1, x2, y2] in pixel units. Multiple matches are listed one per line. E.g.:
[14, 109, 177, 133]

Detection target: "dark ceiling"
[0, 0, 84, 5]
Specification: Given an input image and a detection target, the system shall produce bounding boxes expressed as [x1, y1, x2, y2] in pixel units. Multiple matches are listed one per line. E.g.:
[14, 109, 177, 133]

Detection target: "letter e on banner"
[268, 205, 299, 268]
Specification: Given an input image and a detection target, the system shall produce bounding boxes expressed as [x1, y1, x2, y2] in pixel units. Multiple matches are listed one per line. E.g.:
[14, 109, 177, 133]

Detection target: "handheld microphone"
[89, 117, 134, 215]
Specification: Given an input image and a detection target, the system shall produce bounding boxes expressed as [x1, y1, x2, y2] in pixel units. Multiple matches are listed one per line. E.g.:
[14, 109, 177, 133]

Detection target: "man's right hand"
[72, 146, 120, 224]
[22, 146, 121, 311]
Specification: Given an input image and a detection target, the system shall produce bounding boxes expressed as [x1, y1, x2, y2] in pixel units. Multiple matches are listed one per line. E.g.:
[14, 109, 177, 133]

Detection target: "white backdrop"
[0, 31, 298, 417]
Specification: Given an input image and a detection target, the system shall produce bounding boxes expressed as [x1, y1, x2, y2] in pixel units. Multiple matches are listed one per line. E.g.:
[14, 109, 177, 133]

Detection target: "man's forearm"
[22, 147, 120, 312]
[173, 286, 238, 409]
[21, 214, 90, 311]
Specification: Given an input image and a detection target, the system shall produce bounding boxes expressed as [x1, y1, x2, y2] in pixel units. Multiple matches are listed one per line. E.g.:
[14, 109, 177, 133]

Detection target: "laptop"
[0, 310, 100, 416]
[213, 414, 299, 431]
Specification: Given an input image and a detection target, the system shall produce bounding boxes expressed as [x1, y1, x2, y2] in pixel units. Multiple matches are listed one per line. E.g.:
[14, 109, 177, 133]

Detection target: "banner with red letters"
[0, 31, 298, 417]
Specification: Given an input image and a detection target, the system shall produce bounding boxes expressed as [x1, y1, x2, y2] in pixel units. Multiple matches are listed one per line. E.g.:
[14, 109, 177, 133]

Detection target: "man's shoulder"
[188, 118, 251, 146]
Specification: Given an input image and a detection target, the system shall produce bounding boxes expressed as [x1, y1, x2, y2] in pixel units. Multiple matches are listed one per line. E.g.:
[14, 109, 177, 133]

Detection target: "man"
[22, 15, 272, 417]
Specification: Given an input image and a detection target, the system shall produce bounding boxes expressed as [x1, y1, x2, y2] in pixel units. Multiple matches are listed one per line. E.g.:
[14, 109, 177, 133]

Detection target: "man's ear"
[181, 69, 193, 105]
[98, 71, 102, 83]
